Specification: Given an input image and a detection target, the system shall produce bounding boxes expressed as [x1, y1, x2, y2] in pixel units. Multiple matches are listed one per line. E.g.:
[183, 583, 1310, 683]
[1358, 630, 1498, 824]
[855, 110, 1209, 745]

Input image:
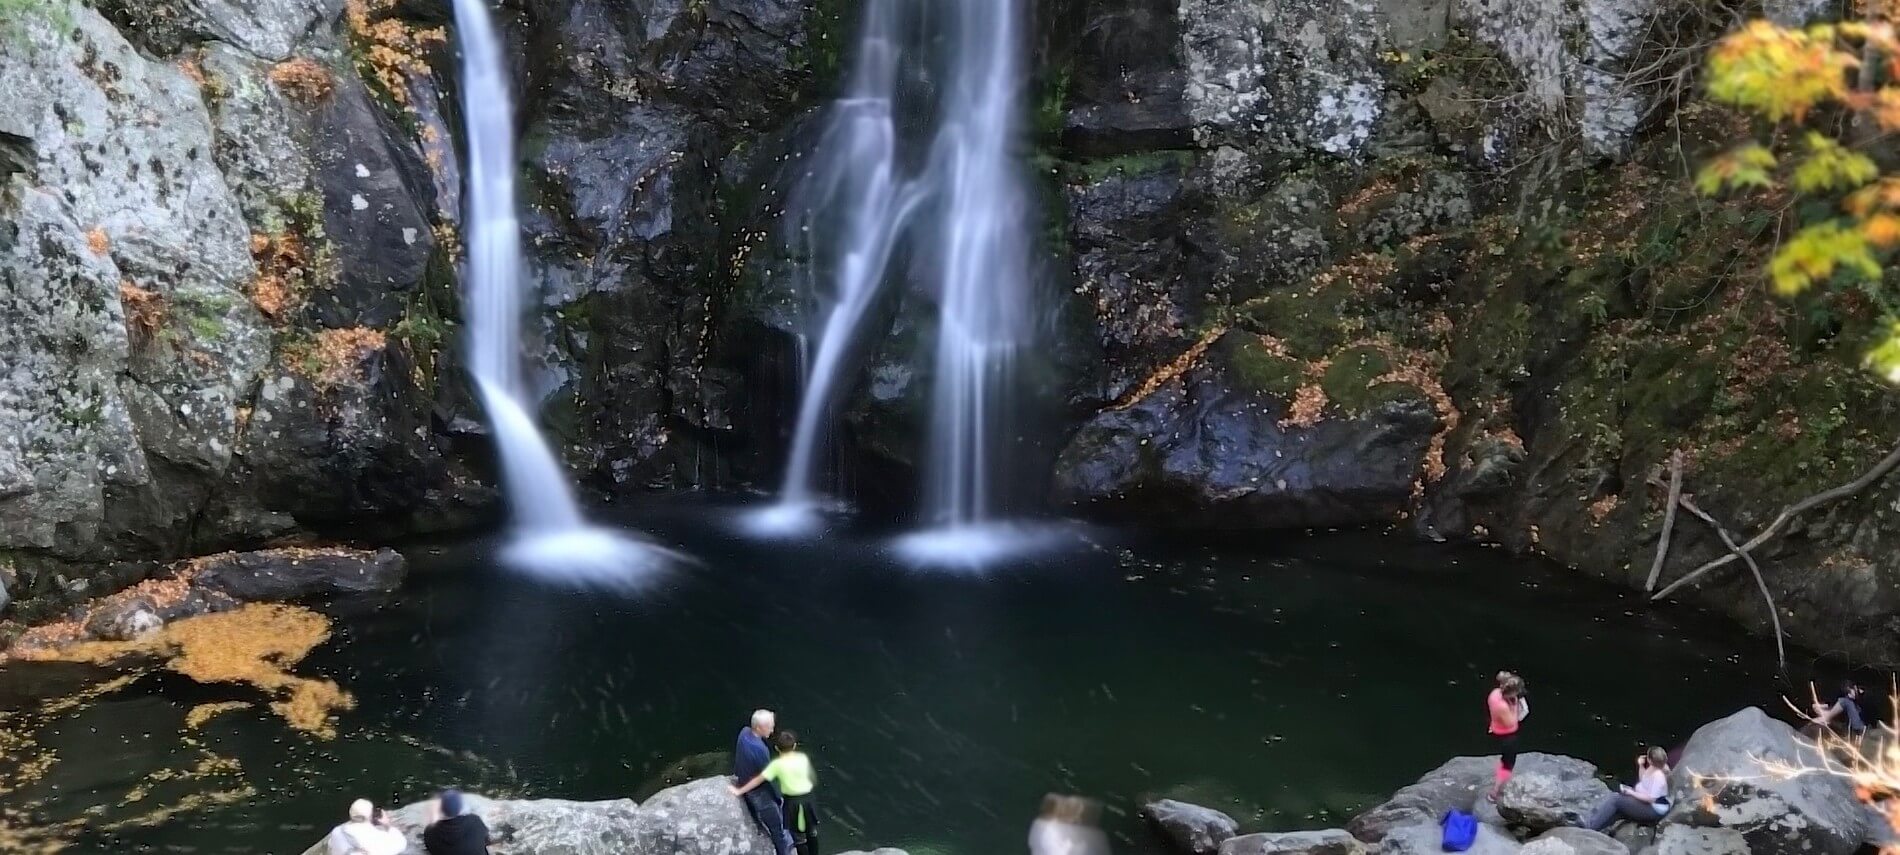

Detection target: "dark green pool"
[1, 499, 1781, 853]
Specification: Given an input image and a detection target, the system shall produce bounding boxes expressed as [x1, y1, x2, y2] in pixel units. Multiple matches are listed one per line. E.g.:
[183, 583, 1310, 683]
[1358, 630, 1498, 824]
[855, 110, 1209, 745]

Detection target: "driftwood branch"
[1644, 451, 1684, 593]
[1672, 493, 1787, 669]
[1651, 441, 1900, 601]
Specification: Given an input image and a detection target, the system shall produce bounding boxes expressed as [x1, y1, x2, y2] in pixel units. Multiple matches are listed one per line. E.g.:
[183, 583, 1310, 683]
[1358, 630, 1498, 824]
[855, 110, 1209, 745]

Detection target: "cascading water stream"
[747, 0, 920, 536]
[894, 0, 1044, 565]
[452, 0, 674, 584]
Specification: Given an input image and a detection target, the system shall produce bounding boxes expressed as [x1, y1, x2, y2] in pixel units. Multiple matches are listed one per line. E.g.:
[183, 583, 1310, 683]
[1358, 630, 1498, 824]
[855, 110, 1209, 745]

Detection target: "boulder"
[1053, 350, 1439, 531]
[1145, 798, 1241, 855]
[297, 778, 808, 855]
[1607, 823, 1655, 853]
[1221, 828, 1366, 855]
[1378, 820, 1520, 855]
[1525, 828, 1629, 855]
[300, 793, 641, 855]
[1661, 707, 1866, 855]
[84, 596, 163, 641]
[193, 547, 406, 601]
[629, 778, 777, 855]
[1497, 766, 1610, 832]
[1349, 754, 1589, 843]
[1650, 825, 1748, 855]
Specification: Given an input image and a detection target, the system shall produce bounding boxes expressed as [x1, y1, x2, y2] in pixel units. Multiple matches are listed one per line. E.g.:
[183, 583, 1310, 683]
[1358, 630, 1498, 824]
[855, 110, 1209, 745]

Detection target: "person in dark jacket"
[422, 789, 491, 855]
[1811, 680, 1870, 741]
[735, 709, 793, 855]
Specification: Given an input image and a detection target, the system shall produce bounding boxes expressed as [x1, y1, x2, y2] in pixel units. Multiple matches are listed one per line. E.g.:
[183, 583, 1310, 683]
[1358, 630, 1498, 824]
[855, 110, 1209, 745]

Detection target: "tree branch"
[1651, 441, 1900, 601]
[1645, 450, 1684, 593]
[1671, 492, 1787, 669]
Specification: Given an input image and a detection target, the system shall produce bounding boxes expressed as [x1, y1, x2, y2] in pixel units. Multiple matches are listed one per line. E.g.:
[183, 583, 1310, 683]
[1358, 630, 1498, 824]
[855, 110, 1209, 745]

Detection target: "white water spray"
[747, 0, 920, 537]
[452, 0, 674, 585]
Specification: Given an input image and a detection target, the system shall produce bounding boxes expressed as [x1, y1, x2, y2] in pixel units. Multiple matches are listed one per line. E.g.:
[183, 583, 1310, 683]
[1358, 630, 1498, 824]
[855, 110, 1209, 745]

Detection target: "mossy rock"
[1220, 334, 1307, 399]
[1234, 282, 1354, 360]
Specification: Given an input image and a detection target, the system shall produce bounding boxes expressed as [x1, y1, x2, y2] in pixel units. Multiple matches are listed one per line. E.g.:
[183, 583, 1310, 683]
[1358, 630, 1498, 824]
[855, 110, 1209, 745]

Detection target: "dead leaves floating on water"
[13, 604, 355, 738]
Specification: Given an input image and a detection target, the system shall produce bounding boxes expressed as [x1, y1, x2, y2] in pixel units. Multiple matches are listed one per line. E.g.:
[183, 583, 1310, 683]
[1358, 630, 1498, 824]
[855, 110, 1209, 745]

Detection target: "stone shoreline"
[298, 777, 907, 855]
[1146, 707, 1878, 855]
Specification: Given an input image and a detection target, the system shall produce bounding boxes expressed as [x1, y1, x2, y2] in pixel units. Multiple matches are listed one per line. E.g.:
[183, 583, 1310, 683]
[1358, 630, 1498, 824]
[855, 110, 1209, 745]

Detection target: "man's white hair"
[751, 709, 776, 727]
[348, 799, 374, 821]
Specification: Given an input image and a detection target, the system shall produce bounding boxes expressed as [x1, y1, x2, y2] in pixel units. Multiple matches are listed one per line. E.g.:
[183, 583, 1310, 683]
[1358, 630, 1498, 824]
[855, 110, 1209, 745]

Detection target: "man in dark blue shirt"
[735, 709, 792, 855]
[1812, 680, 1869, 740]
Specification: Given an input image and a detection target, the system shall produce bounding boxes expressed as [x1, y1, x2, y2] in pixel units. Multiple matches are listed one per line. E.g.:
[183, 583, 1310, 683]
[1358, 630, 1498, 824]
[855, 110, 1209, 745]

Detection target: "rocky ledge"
[1147, 707, 1871, 855]
[2, 545, 402, 652]
[298, 777, 906, 855]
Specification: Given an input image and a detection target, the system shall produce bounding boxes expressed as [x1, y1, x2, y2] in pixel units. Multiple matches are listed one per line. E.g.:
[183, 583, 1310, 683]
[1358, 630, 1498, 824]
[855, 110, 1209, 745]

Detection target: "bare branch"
[1646, 450, 1685, 593]
[1652, 441, 1900, 601]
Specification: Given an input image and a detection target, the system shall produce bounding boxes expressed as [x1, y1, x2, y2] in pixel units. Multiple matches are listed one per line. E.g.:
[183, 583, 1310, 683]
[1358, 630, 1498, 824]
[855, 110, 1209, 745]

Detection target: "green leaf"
[1768, 220, 1880, 296]
[1791, 132, 1878, 193]
[1696, 144, 1778, 196]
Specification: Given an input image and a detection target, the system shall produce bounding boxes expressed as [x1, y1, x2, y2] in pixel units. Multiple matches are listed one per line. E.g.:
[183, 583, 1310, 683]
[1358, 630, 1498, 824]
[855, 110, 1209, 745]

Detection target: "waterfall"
[893, 0, 1042, 565]
[451, 0, 675, 584]
[747, 0, 921, 536]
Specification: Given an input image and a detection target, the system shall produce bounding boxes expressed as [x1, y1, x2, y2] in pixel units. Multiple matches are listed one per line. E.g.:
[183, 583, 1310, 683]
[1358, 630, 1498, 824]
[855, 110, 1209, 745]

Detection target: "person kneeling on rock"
[423, 789, 492, 855]
[733, 730, 820, 855]
[1585, 746, 1671, 831]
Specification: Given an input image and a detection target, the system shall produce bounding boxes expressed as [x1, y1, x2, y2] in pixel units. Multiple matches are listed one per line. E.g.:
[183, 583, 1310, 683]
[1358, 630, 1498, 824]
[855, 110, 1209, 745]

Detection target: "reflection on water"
[0, 498, 1777, 854]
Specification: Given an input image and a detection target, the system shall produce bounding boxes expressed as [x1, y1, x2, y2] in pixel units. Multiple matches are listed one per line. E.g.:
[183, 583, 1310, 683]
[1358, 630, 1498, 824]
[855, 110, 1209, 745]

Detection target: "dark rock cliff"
[5, 0, 1897, 662]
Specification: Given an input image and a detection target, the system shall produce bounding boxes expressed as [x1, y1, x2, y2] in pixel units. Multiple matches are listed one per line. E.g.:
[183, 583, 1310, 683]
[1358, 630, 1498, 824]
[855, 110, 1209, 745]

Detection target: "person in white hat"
[325, 798, 408, 855]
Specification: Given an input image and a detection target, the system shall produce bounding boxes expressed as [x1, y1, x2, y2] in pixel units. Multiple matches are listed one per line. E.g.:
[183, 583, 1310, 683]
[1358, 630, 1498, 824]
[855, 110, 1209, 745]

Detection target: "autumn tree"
[1698, 15, 1900, 379]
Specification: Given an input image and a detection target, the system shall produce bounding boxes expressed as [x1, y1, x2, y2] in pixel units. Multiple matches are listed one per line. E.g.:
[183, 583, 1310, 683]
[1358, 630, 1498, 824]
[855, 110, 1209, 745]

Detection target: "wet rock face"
[0, 0, 456, 604]
[1054, 346, 1439, 530]
[0, 5, 269, 560]
[514, 0, 812, 488]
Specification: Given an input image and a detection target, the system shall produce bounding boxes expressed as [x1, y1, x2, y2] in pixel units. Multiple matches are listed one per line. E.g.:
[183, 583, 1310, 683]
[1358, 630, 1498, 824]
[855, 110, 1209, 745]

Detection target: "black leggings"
[784, 793, 820, 855]
[1493, 732, 1519, 770]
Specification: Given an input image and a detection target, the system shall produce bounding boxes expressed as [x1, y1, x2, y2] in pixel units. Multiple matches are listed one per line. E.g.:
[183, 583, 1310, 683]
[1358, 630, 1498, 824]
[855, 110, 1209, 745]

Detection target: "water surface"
[4, 499, 1778, 853]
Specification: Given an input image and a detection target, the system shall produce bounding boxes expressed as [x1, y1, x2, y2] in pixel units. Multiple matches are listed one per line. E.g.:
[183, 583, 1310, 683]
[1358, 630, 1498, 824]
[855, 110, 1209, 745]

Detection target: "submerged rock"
[193, 547, 406, 601]
[1146, 798, 1241, 855]
[1222, 828, 1366, 855]
[1660, 707, 1866, 855]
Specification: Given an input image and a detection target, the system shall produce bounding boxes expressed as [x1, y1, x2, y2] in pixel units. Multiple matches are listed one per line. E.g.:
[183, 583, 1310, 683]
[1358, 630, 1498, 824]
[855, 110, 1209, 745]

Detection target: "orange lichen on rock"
[14, 605, 353, 738]
[248, 232, 308, 322]
[345, 0, 446, 107]
[301, 327, 389, 389]
[268, 57, 335, 104]
[86, 227, 109, 256]
[119, 281, 166, 342]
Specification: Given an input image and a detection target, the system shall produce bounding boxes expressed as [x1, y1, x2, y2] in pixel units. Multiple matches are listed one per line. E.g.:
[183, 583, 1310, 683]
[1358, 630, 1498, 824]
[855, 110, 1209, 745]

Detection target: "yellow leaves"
[1769, 221, 1881, 295]
[1793, 132, 1879, 192]
[1696, 143, 1778, 195]
[1707, 20, 1855, 121]
[1864, 321, 1900, 384]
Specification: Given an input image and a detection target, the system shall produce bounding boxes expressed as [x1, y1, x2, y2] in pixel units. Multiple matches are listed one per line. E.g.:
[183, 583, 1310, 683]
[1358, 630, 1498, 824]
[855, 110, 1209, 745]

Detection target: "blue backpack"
[1441, 809, 1477, 852]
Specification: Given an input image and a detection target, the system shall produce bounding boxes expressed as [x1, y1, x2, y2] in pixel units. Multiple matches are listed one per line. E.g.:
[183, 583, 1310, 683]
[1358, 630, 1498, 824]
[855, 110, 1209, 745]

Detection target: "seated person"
[1585, 747, 1671, 831]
